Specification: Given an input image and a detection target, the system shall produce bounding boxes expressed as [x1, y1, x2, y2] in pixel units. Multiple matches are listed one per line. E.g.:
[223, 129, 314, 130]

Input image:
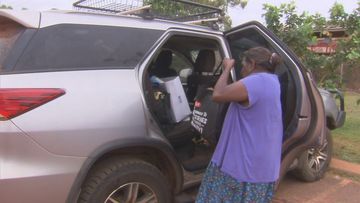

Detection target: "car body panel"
[2, 70, 147, 157]
[319, 88, 346, 129]
[0, 121, 85, 203]
[39, 10, 222, 35]
[277, 71, 328, 178]
[0, 10, 40, 28]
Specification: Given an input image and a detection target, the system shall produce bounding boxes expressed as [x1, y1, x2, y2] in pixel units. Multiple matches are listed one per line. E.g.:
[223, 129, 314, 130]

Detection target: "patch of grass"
[332, 92, 360, 164]
[332, 138, 360, 163]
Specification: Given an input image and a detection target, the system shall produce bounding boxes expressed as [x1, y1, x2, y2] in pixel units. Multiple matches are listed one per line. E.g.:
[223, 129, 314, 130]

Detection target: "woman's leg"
[196, 162, 224, 203]
[240, 182, 275, 203]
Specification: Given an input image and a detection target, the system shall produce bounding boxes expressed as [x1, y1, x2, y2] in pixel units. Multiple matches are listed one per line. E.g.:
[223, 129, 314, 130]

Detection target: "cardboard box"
[160, 76, 191, 123]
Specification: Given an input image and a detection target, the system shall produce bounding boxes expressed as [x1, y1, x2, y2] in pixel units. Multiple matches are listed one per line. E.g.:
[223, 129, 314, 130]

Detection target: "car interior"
[143, 32, 298, 172]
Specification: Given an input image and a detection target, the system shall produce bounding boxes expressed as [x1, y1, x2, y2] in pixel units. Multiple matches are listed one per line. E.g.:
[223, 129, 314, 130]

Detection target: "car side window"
[14, 24, 164, 73]
[227, 28, 271, 79]
[169, 52, 193, 83]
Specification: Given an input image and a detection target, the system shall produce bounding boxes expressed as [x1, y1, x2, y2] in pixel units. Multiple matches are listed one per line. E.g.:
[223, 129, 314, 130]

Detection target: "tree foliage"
[144, 0, 248, 30]
[263, 1, 360, 89]
[0, 4, 13, 9]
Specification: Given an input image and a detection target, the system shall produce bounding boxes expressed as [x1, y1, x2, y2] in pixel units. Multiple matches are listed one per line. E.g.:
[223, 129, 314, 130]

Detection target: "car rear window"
[0, 18, 24, 72]
[14, 24, 164, 73]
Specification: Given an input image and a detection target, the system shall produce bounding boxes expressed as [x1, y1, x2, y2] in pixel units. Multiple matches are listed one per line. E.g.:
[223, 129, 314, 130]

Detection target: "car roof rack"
[73, 0, 223, 25]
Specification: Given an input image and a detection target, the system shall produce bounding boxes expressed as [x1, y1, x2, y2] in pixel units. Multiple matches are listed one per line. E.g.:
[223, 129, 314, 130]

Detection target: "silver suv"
[0, 10, 345, 203]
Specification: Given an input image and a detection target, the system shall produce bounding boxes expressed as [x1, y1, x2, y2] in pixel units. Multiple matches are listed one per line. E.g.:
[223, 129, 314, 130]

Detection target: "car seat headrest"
[155, 50, 172, 69]
[194, 49, 215, 73]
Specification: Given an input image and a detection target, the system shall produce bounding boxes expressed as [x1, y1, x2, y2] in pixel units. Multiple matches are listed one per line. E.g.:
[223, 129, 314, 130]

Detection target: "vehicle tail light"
[0, 88, 65, 120]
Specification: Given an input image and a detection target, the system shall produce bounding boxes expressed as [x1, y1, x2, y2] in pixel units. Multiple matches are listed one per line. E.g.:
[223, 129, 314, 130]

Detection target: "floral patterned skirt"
[196, 162, 275, 203]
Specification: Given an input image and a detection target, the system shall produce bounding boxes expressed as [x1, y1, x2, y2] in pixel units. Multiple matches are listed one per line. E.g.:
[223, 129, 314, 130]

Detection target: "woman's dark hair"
[243, 47, 281, 73]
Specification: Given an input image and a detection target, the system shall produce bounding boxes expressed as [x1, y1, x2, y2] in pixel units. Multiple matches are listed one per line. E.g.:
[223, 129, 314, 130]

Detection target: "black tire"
[78, 158, 172, 203]
[291, 129, 333, 182]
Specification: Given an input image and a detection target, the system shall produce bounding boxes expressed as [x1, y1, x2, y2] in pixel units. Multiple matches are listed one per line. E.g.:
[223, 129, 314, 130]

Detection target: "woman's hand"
[222, 58, 235, 72]
[213, 58, 248, 103]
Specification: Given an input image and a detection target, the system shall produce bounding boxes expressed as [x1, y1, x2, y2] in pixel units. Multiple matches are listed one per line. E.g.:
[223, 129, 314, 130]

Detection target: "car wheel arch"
[66, 138, 183, 203]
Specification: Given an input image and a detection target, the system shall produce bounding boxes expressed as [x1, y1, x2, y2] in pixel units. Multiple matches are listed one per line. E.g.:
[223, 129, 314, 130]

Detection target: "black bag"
[191, 86, 227, 145]
[152, 88, 172, 124]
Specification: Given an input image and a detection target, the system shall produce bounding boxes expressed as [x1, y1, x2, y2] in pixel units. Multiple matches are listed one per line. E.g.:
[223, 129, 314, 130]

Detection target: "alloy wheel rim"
[105, 182, 158, 203]
[307, 139, 329, 172]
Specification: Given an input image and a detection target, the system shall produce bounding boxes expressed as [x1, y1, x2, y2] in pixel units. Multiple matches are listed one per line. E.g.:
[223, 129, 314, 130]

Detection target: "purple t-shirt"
[211, 72, 283, 183]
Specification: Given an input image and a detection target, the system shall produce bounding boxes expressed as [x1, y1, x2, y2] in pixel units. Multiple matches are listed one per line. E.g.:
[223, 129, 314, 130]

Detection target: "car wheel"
[292, 129, 333, 182]
[78, 158, 172, 203]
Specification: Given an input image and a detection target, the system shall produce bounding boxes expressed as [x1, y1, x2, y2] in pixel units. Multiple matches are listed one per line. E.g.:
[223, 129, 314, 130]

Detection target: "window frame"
[9, 24, 164, 74]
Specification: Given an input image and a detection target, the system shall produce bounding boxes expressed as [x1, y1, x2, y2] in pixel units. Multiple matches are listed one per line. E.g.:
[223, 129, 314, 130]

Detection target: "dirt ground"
[274, 173, 360, 203]
[176, 172, 360, 203]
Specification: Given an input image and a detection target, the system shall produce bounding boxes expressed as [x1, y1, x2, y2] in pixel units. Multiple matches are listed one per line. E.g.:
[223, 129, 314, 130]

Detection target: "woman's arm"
[212, 58, 249, 103]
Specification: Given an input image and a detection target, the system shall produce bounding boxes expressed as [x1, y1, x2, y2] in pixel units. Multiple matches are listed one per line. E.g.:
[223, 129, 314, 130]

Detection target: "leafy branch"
[263, 1, 360, 89]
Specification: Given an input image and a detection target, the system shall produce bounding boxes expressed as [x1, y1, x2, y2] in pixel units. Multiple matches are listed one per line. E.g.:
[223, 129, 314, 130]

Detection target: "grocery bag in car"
[191, 87, 227, 145]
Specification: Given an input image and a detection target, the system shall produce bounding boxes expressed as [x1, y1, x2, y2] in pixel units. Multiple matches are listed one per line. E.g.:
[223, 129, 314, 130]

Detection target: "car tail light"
[0, 88, 65, 120]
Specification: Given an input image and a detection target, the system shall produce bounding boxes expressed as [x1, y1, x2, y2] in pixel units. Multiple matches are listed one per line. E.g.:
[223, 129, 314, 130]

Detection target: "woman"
[196, 47, 283, 203]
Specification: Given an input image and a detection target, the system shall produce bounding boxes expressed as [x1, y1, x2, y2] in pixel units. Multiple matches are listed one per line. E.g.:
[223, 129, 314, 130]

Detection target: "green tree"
[263, 1, 360, 89]
[144, 0, 248, 30]
[0, 4, 13, 9]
